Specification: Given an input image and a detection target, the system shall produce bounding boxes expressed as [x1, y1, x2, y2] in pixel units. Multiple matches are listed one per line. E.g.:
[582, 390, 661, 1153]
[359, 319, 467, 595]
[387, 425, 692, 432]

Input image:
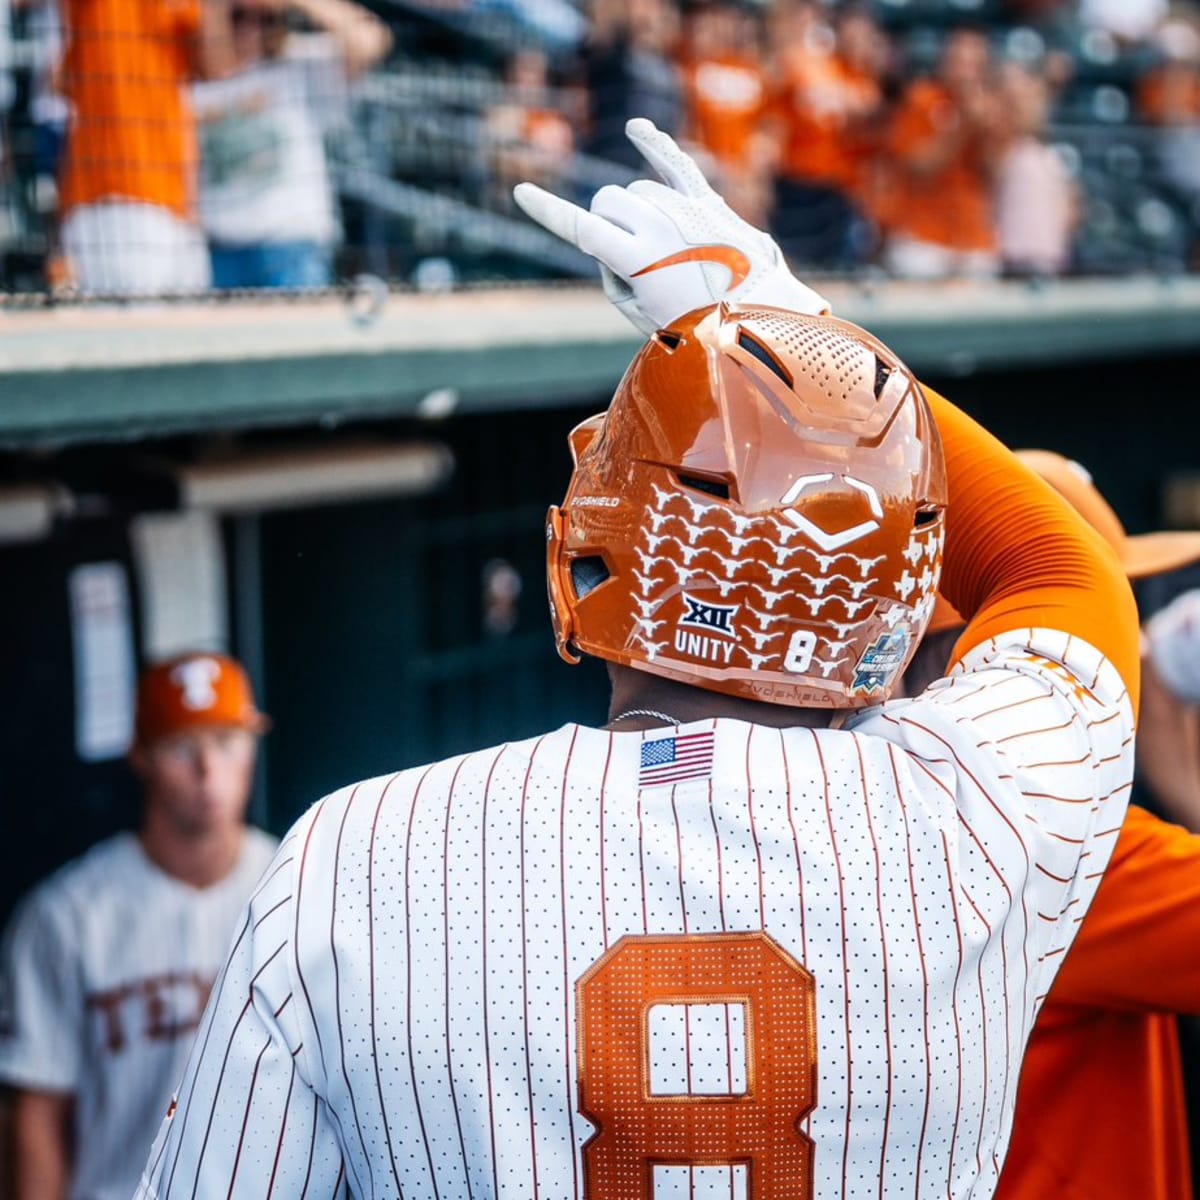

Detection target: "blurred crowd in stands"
[0, 0, 1198, 296]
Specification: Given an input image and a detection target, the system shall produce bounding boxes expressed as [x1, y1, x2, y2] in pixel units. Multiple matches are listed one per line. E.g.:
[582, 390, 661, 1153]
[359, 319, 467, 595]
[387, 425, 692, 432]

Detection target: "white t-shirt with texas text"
[139, 628, 1133, 1199]
[0, 829, 278, 1200]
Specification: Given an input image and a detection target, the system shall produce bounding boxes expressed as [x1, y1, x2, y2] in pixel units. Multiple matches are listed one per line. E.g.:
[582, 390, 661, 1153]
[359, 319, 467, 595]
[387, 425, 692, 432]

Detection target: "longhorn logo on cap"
[170, 658, 223, 711]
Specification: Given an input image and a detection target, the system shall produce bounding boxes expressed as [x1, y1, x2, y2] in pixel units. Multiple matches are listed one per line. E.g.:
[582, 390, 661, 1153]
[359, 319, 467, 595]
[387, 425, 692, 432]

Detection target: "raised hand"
[513, 118, 830, 336]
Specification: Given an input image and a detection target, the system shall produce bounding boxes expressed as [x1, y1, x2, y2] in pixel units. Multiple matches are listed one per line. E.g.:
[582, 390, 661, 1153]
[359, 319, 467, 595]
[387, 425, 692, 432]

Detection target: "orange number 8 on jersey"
[576, 931, 818, 1199]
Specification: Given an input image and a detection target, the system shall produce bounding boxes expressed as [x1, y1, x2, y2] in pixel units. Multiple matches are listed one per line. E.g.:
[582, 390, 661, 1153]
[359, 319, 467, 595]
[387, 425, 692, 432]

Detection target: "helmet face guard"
[547, 304, 947, 708]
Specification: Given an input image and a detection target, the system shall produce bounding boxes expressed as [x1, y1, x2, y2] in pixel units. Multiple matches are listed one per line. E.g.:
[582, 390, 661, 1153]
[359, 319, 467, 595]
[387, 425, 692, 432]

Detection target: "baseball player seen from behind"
[138, 121, 1139, 1199]
[0, 654, 278, 1200]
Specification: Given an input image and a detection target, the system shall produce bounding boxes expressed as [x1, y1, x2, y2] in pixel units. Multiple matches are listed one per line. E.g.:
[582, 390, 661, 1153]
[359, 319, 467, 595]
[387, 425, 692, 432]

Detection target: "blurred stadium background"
[1, 0, 1199, 932]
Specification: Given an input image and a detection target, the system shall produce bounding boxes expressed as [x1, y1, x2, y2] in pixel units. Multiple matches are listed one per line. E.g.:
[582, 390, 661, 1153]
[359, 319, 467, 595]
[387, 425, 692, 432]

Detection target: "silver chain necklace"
[609, 708, 682, 726]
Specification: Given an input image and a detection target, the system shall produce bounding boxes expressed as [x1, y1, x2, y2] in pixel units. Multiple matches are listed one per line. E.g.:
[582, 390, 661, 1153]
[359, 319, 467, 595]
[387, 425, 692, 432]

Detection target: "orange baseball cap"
[1015, 449, 1200, 578]
[135, 653, 270, 745]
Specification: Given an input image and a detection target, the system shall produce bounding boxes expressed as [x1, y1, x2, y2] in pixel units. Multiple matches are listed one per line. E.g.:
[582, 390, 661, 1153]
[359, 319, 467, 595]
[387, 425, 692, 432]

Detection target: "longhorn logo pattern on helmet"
[625, 481, 945, 694]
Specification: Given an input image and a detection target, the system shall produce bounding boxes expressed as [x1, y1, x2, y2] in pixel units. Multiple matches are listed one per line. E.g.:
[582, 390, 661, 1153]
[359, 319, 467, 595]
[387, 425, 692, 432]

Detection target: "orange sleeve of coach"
[924, 387, 1141, 713]
[1049, 805, 1200, 1012]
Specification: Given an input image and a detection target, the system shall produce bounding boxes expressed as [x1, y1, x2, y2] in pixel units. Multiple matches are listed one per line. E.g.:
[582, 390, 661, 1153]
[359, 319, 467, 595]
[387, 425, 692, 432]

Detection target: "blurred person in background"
[579, 0, 683, 168]
[2, 0, 72, 287]
[55, 0, 236, 296]
[485, 46, 576, 209]
[1138, 14, 1200, 269]
[1000, 0, 1083, 58]
[13, 0, 71, 288]
[767, 0, 887, 270]
[897, 449, 1200, 1200]
[882, 26, 1005, 280]
[0, 654, 277, 1200]
[473, 0, 585, 57]
[1080, 0, 1168, 47]
[0, 0, 12, 229]
[679, 0, 772, 225]
[1141, 586, 1200, 829]
[15, 0, 68, 205]
[192, 0, 391, 290]
[1002, 0, 1073, 21]
[994, 59, 1078, 276]
[1141, 582, 1200, 1200]
[0, 0, 10, 111]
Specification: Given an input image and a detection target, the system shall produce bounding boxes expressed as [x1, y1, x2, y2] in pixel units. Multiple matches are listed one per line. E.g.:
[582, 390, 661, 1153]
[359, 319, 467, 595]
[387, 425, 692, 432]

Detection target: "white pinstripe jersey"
[138, 628, 1134, 1200]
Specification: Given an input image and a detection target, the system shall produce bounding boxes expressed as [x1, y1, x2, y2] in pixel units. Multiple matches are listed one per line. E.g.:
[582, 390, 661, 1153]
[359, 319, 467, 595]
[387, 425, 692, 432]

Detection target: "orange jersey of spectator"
[60, 0, 202, 219]
[683, 54, 768, 173]
[772, 46, 881, 193]
[884, 78, 996, 253]
[997, 805, 1197, 1200]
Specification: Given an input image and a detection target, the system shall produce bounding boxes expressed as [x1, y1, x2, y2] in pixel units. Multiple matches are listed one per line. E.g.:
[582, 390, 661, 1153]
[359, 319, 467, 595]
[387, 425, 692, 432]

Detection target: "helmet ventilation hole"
[570, 556, 611, 599]
[874, 357, 892, 400]
[737, 329, 794, 387]
[675, 473, 731, 501]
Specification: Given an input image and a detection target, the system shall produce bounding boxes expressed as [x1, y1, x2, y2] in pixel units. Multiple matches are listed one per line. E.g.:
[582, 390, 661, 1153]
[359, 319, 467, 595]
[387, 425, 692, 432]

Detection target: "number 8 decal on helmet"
[784, 631, 818, 674]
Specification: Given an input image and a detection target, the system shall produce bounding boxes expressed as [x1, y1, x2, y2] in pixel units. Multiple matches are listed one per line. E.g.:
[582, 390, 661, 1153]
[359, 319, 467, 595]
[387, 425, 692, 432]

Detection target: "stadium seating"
[0, 0, 1196, 292]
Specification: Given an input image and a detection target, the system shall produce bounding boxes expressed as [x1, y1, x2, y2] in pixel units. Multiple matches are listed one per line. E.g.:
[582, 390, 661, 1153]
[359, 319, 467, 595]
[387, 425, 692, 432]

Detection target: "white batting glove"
[513, 118, 830, 337]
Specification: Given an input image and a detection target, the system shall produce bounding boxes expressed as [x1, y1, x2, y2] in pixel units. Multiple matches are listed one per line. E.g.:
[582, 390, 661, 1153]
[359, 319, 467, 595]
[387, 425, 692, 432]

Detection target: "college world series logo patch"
[852, 630, 911, 695]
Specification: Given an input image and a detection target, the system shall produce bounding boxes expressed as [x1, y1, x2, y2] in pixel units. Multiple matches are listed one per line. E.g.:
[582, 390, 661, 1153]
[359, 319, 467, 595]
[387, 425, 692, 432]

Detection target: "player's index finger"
[514, 182, 640, 276]
[513, 182, 583, 245]
[625, 118, 715, 199]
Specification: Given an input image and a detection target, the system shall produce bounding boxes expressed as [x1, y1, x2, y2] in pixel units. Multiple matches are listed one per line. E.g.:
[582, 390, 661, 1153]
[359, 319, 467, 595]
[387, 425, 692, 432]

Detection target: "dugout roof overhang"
[1, 275, 1198, 450]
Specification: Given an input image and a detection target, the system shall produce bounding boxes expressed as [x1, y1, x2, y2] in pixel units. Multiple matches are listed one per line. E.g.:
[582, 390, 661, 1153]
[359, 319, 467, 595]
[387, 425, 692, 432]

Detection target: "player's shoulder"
[906, 626, 1129, 719]
[854, 627, 1133, 778]
[854, 628, 1132, 748]
[291, 726, 582, 850]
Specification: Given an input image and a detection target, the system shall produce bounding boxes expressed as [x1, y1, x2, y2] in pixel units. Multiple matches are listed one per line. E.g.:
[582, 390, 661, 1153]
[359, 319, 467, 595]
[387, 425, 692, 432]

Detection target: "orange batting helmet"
[546, 303, 947, 707]
[135, 652, 270, 745]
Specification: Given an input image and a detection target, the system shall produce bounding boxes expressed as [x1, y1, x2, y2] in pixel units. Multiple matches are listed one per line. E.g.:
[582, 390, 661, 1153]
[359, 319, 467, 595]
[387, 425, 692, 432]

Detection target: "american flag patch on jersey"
[638, 731, 716, 789]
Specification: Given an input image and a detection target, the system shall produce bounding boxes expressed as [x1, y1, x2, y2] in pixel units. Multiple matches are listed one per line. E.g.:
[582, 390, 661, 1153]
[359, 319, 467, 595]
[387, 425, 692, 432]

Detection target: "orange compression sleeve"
[926, 387, 1141, 713]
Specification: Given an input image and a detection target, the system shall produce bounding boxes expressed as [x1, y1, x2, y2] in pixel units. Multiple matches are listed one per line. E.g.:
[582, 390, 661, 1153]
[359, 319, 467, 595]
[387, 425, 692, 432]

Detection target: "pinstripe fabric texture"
[138, 628, 1133, 1200]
